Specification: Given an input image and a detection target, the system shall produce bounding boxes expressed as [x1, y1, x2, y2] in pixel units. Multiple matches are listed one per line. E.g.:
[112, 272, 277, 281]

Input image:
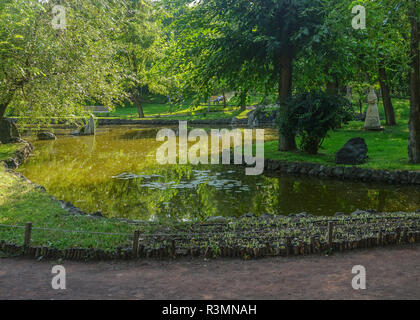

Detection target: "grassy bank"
[265, 99, 420, 171]
[0, 166, 137, 250]
[0, 144, 19, 162]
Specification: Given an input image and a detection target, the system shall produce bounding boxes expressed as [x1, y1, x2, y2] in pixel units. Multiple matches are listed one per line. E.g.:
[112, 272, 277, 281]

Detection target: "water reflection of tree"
[18, 128, 420, 220]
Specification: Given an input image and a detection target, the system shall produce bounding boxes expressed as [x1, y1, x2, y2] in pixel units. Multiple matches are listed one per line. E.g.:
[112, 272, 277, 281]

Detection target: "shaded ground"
[0, 244, 419, 300]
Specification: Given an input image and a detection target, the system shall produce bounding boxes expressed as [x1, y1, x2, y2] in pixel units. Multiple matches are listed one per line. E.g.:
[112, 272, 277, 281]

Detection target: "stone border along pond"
[1, 140, 420, 261]
[262, 159, 420, 185]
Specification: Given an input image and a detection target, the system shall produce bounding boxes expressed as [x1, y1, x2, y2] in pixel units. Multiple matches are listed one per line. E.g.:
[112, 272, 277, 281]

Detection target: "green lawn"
[103, 103, 251, 120]
[98, 93, 264, 120]
[265, 99, 420, 171]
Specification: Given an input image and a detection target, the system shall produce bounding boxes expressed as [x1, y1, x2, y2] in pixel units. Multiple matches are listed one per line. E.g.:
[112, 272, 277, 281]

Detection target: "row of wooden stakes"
[0, 224, 418, 261]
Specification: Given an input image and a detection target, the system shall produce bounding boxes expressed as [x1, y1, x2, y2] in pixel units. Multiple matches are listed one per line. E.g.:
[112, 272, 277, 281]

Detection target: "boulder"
[0, 118, 20, 143]
[206, 216, 227, 223]
[351, 209, 368, 216]
[37, 132, 57, 141]
[335, 138, 368, 165]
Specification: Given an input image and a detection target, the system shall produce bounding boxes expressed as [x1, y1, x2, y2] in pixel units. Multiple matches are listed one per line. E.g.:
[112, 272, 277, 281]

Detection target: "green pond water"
[19, 125, 420, 221]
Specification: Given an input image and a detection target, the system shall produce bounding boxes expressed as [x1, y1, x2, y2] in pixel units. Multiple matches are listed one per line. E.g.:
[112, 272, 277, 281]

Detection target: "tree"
[115, 0, 161, 118]
[408, 0, 420, 163]
[169, 0, 328, 150]
[0, 0, 123, 124]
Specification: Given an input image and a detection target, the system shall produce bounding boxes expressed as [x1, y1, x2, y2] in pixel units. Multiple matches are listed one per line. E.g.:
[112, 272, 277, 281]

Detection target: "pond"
[19, 125, 420, 221]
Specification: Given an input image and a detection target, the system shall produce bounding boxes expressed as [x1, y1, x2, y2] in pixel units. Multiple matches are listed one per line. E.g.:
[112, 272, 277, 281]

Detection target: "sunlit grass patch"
[0, 144, 19, 161]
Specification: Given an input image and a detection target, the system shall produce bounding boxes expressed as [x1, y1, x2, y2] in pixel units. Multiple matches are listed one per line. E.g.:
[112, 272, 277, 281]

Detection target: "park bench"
[84, 106, 111, 114]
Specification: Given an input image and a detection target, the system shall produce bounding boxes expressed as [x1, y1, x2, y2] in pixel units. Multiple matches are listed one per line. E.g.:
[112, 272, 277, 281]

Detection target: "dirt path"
[0, 245, 419, 300]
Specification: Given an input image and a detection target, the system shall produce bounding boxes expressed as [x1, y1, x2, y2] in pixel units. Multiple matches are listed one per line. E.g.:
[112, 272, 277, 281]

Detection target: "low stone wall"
[263, 159, 420, 185]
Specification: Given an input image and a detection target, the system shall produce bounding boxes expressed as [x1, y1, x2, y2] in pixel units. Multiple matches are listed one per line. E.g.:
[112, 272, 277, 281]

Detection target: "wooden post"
[402, 227, 408, 243]
[310, 236, 315, 254]
[378, 230, 383, 246]
[24, 223, 32, 248]
[285, 237, 291, 256]
[396, 227, 401, 243]
[171, 239, 176, 258]
[132, 230, 140, 259]
[328, 221, 334, 250]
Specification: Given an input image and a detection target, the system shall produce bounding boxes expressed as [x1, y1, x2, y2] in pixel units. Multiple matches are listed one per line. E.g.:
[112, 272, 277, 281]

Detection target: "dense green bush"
[278, 92, 353, 154]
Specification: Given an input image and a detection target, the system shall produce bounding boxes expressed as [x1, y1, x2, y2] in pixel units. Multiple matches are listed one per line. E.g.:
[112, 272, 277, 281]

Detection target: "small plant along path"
[0, 244, 419, 300]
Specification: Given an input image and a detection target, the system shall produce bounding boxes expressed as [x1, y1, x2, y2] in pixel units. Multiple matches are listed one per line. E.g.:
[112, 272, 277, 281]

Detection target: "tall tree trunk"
[409, 0, 420, 163]
[326, 81, 337, 95]
[325, 71, 338, 95]
[132, 93, 145, 118]
[278, 53, 297, 151]
[0, 89, 16, 121]
[378, 60, 396, 126]
[0, 103, 7, 122]
[239, 89, 247, 111]
[223, 92, 227, 109]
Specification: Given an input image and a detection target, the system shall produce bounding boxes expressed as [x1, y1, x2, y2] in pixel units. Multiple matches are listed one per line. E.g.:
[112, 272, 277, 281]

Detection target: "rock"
[231, 117, 239, 126]
[89, 211, 103, 218]
[3, 139, 33, 169]
[70, 130, 80, 136]
[335, 138, 368, 165]
[334, 212, 346, 217]
[291, 212, 308, 218]
[244, 212, 254, 218]
[0, 118, 20, 143]
[37, 132, 57, 140]
[351, 209, 368, 216]
[206, 216, 227, 223]
[33, 184, 46, 192]
[416, 209, 420, 213]
[259, 213, 274, 220]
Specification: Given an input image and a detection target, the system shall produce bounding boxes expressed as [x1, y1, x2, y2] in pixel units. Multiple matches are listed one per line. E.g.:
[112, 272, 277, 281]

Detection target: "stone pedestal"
[364, 87, 383, 131]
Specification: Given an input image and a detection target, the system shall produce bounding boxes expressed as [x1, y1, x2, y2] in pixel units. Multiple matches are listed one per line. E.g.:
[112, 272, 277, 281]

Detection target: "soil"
[0, 244, 419, 300]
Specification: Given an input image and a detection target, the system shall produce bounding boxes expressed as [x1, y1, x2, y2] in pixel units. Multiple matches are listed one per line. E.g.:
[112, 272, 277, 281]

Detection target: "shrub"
[278, 92, 353, 154]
